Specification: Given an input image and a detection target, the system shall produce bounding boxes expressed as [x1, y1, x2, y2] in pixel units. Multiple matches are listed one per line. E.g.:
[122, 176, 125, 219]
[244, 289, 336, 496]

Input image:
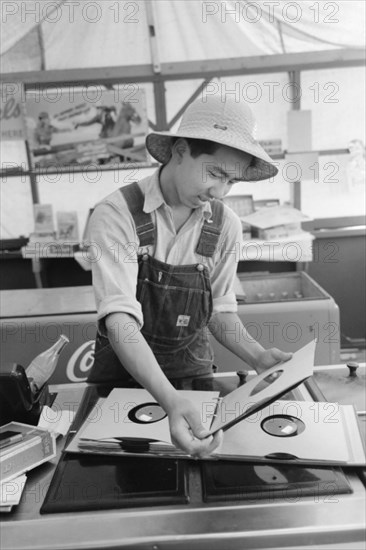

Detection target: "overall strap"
[196, 199, 225, 258]
[119, 182, 155, 247]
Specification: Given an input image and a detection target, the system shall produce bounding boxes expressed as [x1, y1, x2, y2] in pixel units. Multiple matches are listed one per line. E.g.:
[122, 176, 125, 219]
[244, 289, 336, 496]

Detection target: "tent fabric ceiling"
[1, 0, 365, 74]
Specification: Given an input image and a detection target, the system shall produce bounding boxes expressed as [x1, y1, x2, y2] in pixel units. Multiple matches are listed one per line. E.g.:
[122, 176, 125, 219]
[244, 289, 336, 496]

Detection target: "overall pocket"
[138, 278, 212, 347]
[184, 329, 214, 368]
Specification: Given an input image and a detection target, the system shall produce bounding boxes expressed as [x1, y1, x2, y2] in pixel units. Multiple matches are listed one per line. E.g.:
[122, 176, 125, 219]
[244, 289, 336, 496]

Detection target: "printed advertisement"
[0, 84, 26, 142]
[25, 87, 149, 170]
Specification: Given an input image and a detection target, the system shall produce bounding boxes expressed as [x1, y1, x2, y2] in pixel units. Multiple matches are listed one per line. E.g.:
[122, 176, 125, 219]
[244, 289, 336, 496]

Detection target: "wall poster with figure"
[25, 86, 150, 170]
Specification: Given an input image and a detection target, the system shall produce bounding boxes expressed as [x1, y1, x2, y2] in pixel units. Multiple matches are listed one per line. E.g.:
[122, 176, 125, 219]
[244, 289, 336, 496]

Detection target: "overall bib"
[88, 182, 224, 384]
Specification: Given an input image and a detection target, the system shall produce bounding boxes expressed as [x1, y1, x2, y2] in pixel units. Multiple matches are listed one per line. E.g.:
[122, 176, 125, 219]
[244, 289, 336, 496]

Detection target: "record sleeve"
[65, 341, 366, 466]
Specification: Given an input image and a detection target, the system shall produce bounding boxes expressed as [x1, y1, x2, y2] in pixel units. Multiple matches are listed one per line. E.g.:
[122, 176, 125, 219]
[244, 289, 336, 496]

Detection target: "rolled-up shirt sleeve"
[210, 206, 243, 314]
[88, 200, 143, 336]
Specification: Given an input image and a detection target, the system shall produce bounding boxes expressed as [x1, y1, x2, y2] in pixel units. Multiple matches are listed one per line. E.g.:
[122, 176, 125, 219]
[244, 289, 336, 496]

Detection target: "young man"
[88, 94, 292, 457]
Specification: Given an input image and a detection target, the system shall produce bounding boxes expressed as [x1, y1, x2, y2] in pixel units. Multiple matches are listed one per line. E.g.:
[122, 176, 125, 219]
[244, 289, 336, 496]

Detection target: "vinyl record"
[127, 402, 167, 424]
[261, 415, 305, 437]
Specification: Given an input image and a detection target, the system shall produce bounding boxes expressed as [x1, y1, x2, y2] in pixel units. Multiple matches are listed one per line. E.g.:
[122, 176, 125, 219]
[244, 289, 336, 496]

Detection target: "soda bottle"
[26, 334, 69, 392]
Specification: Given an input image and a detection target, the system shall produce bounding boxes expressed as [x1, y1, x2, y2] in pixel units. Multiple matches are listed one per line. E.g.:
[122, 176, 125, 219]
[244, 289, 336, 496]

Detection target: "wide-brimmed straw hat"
[146, 95, 278, 181]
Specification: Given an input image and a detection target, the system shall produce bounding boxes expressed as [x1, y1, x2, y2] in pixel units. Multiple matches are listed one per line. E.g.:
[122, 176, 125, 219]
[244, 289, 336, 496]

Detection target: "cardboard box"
[0, 422, 56, 482]
[252, 223, 303, 240]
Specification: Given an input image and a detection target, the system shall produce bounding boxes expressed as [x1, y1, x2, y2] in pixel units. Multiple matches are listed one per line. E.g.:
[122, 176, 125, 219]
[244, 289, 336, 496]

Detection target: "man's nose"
[208, 181, 230, 199]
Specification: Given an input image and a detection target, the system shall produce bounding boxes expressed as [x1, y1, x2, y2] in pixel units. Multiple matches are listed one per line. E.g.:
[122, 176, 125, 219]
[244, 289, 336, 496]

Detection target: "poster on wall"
[24, 87, 150, 170]
[1, 83, 28, 175]
[1, 84, 26, 141]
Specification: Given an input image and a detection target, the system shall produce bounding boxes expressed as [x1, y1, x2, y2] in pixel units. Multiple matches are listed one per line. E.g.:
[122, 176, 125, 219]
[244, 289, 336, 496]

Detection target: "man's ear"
[171, 138, 188, 162]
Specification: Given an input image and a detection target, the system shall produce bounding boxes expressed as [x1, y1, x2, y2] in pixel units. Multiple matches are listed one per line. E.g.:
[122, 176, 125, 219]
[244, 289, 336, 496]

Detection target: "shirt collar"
[201, 202, 214, 221]
[143, 168, 166, 214]
[143, 168, 214, 221]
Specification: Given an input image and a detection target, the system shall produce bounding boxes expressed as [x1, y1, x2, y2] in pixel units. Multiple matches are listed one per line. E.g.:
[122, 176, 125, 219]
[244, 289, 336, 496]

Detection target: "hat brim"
[146, 130, 278, 182]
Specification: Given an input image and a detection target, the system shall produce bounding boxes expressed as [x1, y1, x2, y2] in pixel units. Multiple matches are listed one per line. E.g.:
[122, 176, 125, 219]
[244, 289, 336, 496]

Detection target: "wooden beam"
[145, 0, 161, 74]
[160, 49, 366, 80]
[288, 71, 301, 110]
[25, 141, 39, 203]
[0, 65, 156, 87]
[287, 71, 302, 211]
[1, 49, 364, 87]
[153, 79, 168, 131]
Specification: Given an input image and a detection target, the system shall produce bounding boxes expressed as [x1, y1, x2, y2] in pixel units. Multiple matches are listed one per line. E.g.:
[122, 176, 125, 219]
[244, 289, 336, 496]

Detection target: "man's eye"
[208, 171, 223, 179]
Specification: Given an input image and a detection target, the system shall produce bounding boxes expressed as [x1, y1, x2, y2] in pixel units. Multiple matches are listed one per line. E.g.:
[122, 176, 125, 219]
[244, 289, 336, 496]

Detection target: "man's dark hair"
[168, 137, 255, 174]
[171, 137, 221, 158]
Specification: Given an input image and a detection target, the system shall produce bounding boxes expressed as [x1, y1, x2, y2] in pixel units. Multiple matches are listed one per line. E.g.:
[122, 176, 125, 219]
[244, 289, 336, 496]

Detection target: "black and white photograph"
[25, 87, 149, 169]
[0, 1, 365, 548]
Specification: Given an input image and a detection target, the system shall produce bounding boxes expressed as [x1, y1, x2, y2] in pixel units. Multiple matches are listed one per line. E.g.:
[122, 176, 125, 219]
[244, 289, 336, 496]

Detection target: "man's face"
[173, 141, 253, 209]
[38, 113, 49, 124]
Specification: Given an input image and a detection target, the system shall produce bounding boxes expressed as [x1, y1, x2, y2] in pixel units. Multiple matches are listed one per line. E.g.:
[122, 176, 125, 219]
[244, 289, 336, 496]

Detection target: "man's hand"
[209, 312, 294, 374]
[167, 396, 223, 458]
[254, 348, 293, 374]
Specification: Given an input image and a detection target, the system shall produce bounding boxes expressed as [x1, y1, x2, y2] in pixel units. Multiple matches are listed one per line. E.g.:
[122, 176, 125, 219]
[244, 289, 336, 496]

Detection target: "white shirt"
[88, 169, 242, 334]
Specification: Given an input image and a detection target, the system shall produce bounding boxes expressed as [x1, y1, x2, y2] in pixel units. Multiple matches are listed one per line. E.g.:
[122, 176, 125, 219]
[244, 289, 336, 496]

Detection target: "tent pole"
[145, 0, 161, 75]
[288, 71, 302, 210]
[288, 70, 301, 111]
[145, 0, 167, 131]
[153, 79, 168, 131]
[287, 70, 304, 271]
[25, 141, 39, 204]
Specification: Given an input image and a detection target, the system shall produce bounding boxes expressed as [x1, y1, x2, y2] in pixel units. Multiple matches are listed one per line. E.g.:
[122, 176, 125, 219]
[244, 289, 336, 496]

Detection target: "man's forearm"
[208, 311, 265, 371]
[105, 312, 178, 411]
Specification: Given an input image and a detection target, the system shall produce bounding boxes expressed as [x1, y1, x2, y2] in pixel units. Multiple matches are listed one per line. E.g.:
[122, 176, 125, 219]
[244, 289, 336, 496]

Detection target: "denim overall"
[88, 182, 224, 384]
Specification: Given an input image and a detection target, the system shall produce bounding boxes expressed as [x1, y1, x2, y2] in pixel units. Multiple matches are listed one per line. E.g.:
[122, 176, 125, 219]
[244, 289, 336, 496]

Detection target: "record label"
[261, 415, 305, 437]
[128, 402, 167, 424]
